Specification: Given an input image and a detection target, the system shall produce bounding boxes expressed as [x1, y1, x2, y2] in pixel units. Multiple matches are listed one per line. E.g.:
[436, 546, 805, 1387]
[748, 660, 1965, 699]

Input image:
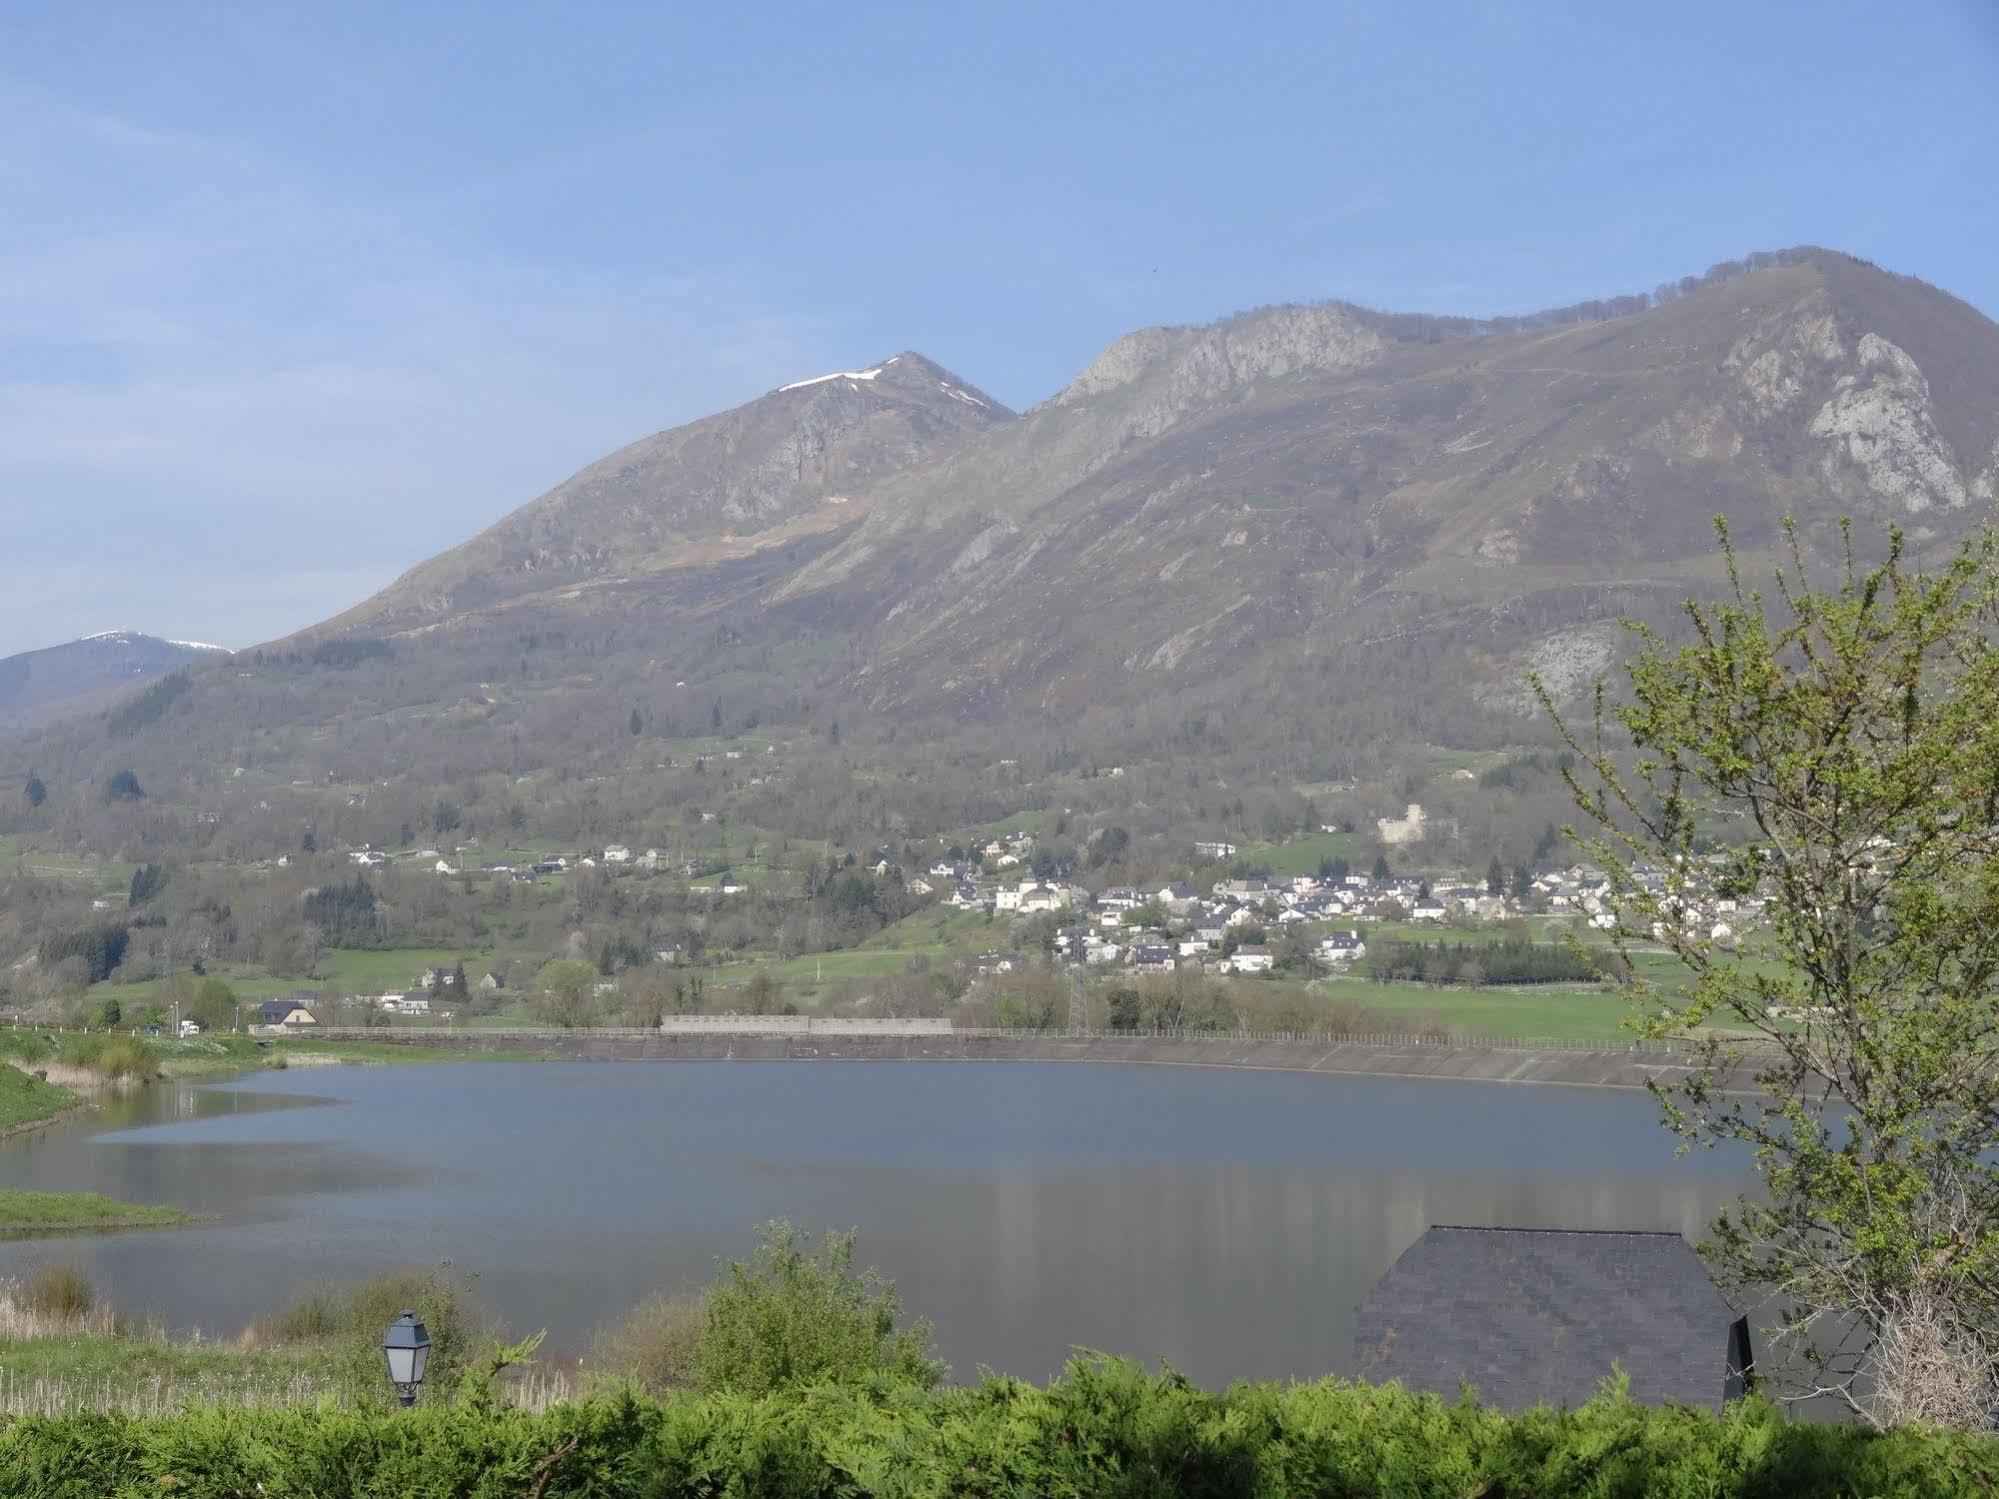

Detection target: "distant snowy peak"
[771, 353, 1006, 419]
[0, 631, 230, 734]
[79, 629, 230, 654]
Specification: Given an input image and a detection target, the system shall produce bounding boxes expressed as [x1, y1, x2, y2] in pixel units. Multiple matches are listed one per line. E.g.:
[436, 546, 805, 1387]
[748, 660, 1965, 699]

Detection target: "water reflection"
[0, 1061, 1753, 1384]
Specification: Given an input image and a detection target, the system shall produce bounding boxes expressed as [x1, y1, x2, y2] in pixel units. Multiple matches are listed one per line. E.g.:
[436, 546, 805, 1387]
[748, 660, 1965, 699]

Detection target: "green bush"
[2, 1360, 1997, 1497]
[251, 1267, 486, 1405]
[590, 1290, 705, 1394]
[693, 1220, 946, 1396]
[54, 1035, 161, 1081]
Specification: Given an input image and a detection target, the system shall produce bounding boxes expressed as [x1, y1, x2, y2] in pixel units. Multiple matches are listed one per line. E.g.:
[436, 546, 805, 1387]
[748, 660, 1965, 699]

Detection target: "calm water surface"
[0, 1061, 1752, 1383]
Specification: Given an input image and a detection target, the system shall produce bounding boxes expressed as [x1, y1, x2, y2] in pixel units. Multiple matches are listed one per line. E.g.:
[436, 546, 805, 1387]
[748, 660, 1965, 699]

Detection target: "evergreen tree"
[104, 769, 144, 802]
[1371, 854, 1390, 879]
[1486, 856, 1505, 896]
[630, 708, 643, 736]
[128, 863, 168, 907]
[23, 773, 45, 808]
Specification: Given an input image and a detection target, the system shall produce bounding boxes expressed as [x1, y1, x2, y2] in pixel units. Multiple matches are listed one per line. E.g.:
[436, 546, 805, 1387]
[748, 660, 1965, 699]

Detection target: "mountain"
[9, 248, 1998, 861]
[323, 351, 1013, 636]
[769, 249, 1999, 722]
[0, 631, 230, 737]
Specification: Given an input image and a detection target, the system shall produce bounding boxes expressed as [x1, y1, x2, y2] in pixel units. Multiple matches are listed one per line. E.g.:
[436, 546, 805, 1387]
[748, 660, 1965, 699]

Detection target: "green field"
[0, 1189, 192, 1235]
[1234, 830, 1361, 877]
[322, 948, 493, 994]
[704, 907, 1005, 1002]
[1318, 977, 1638, 1042]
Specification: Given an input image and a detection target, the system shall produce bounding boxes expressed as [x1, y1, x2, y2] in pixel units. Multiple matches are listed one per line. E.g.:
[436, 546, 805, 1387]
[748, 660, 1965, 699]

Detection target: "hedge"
[4, 1358, 1996, 1498]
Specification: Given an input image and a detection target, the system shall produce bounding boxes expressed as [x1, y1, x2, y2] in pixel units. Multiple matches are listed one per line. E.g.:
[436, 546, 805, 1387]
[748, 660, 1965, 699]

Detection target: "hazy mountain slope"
[324, 352, 1013, 635]
[0, 632, 229, 737]
[8, 249, 1996, 860]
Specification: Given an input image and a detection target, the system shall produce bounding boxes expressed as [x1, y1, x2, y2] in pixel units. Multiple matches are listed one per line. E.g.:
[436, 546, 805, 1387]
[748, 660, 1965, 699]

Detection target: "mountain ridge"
[0, 632, 230, 738]
[320, 350, 1013, 639]
[8, 247, 1997, 863]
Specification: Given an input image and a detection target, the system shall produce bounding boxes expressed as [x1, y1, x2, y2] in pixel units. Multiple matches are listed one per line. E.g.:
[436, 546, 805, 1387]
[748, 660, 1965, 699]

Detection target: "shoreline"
[308, 1028, 1710, 1091]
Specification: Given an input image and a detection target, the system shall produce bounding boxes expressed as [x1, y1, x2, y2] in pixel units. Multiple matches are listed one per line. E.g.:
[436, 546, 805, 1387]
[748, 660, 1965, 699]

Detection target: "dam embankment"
[311, 1028, 1715, 1091]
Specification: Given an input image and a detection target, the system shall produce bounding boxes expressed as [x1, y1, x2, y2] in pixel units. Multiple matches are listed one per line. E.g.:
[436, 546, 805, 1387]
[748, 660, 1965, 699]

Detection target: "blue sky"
[3, 1, 1995, 656]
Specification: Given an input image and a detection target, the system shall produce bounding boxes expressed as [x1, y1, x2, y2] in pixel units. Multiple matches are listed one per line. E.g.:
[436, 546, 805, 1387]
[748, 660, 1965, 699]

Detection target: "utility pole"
[1068, 969, 1088, 1035]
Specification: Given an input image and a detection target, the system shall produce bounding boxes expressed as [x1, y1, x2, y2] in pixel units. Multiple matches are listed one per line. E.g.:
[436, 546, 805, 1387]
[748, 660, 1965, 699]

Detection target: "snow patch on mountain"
[777, 366, 883, 393]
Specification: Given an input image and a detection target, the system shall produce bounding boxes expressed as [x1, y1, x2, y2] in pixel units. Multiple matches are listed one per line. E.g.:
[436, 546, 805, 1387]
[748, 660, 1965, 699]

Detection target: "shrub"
[590, 1291, 706, 1394]
[19, 1261, 92, 1321]
[55, 1035, 161, 1082]
[253, 1266, 486, 1405]
[3, 1362, 1999, 1495]
[694, 1220, 946, 1396]
[252, 1289, 341, 1344]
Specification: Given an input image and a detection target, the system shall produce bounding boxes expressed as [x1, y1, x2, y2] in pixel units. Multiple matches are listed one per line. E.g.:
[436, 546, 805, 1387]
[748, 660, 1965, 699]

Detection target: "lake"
[0, 1060, 1752, 1384]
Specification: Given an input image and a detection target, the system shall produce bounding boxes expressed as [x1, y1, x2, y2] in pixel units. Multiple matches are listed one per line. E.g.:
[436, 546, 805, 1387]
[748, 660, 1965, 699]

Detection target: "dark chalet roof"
[1354, 1227, 1751, 1412]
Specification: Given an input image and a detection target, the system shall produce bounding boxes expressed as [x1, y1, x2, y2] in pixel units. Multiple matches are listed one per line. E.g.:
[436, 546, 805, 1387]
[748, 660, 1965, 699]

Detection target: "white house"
[1317, 930, 1367, 964]
[1229, 946, 1275, 975]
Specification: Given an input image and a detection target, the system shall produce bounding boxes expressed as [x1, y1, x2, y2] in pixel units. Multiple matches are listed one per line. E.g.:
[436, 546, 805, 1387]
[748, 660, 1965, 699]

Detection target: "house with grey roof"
[1353, 1226, 1752, 1411]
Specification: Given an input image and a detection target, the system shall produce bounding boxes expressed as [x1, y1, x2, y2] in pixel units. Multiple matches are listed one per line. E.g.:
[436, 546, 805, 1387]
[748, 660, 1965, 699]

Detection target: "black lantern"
[382, 1310, 432, 1407]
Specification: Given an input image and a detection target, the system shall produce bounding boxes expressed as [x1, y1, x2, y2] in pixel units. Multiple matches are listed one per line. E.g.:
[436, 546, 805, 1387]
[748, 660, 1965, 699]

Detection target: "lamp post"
[382, 1310, 431, 1407]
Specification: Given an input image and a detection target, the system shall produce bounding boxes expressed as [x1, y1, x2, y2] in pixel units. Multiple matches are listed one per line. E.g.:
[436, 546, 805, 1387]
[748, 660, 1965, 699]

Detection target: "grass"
[1313, 977, 1640, 1042]
[84, 973, 305, 1009]
[0, 1333, 331, 1416]
[701, 907, 1006, 1002]
[321, 948, 492, 994]
[1233, 830, 1362, 878]
[0, 1190, 192, 1236]
[0, 1065, 81, 1133]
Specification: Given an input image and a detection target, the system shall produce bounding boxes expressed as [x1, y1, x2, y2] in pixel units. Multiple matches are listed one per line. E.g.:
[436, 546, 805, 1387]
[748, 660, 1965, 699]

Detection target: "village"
[228, 813, 1776, 1034]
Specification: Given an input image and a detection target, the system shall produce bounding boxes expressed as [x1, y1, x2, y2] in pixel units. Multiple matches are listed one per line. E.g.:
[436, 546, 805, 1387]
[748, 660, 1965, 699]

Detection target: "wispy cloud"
[0, 82, 827, 655]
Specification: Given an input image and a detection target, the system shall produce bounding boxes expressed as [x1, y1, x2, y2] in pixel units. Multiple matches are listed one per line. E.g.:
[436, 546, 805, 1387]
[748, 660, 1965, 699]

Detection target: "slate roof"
[1353, 1226, 1750, 1412]
[257, 997, 311, 1022]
